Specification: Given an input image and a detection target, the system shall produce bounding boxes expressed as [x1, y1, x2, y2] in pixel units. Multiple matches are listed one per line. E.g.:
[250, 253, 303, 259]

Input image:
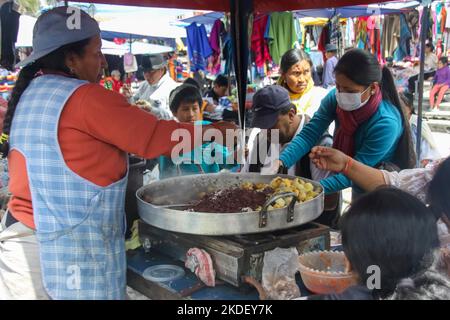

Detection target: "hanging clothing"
[318, 25, 329, 61]
[345, 18, 355, 48]
[355, 17, 368, 50]
[251, 14, 271, 68]
[0, 2, 20, 70]
[329, 15, 341, 49]
[222, 33, 233, 75]
[394, 14, 412, 62]
[405, 10, 420, 42]
[441, 6, 447, 35]
[266, 12, 298, 65]
[382, 15, 400, 59]
[436, 3, 443, 38]
[446, 5, 450, 29]
[185, 23, 213, 72]
[208, 19, 224, 75]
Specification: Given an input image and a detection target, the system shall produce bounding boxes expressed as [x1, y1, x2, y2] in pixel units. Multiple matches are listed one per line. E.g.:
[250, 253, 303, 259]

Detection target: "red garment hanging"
[251, 13, 272, 68]
[318, 25, 329, 61]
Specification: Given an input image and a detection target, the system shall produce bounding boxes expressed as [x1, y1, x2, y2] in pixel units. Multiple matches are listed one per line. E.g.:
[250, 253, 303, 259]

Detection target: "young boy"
[158, 84, 236, 179]
[204, 74, 229, 105]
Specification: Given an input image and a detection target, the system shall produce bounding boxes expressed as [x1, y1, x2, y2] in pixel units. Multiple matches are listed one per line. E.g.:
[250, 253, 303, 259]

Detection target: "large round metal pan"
[136, 173, 324, 235]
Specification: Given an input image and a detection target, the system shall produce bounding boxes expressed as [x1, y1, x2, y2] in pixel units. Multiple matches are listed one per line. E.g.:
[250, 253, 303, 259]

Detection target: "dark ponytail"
[335, 49, 416, 169]
[0, 38, 91, 158]
[380, 66, 416, 169]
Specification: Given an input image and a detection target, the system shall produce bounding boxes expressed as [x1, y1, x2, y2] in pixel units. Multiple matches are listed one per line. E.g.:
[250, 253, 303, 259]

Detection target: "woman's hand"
[309, 146, 349, 173]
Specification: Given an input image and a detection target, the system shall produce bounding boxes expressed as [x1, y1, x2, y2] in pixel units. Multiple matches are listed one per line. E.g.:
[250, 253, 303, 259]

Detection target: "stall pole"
[230, 0, 253, 130]
[416, 3, 431, 167]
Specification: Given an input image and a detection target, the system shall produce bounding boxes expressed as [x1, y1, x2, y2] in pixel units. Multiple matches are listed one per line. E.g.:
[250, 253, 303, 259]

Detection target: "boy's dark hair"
[439, 56, 448, 65]
[339, 187, 440, 299]
[184, 78, 201, 90]
[213, 74, 228, 87]
[169, 84, 203, 114]
[425, 43, 434, 52]
[427, 157, 450, 221]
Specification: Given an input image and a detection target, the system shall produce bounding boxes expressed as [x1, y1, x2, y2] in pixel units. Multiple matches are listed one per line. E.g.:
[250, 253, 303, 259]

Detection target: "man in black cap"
[322, 44, 338, 89]
[243, 85, 331, 178]
[242, 85, 340, 227]
[125, 53, 179, 119]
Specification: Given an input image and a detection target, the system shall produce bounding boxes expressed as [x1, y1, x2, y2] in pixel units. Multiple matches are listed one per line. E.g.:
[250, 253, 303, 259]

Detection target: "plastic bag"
[262, 247, 301, 300]
[143, 164, 160, 185]
[185, 248, 216, 287]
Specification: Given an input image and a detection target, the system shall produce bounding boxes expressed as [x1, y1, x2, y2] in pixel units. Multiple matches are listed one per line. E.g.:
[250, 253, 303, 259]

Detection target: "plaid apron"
[10, 75, 128, 299]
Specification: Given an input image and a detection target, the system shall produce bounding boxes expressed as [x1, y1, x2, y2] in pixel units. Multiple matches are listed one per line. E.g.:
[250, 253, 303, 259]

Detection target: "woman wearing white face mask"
[271, 49, 416, 198]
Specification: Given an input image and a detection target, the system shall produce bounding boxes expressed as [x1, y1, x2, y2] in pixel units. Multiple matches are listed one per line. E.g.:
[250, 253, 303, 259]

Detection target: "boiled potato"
[304, 182, 314, 192]
[284, 196, 294, 204]
[270, 177, 283, 189]
[298, 191, 307, 202]
[255, 183, 267, 190]
[275, 198, 286, 207]
[242, 182, 254, 190]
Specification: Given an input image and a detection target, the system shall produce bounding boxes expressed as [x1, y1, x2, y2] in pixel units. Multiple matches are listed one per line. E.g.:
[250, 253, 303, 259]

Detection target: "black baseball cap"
[251, 85, 293, 129]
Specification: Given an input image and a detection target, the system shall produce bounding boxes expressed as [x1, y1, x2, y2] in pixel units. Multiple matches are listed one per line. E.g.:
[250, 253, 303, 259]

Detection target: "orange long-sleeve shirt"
[8, 83, 196, 229]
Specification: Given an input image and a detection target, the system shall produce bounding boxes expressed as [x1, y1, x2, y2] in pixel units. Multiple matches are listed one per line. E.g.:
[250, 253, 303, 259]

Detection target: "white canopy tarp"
[16, 15, 37, 47]
[99, 13, 187, 39]
[101, 39, 174, 55]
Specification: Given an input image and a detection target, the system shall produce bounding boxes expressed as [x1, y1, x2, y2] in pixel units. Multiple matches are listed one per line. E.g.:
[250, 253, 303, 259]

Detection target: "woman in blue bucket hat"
[0, 6, 234, 300]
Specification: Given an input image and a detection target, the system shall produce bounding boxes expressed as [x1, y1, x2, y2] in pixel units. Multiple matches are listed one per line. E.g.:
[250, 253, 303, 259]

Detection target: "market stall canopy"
[180, 11, 224, 24]
[178, 1, 420, 24]
[75, 0, 413, 12]
[16, 15, 37, 47]
[101, 39, 174, 55]
[99, 14, 187, 39]
[294, 1, 420, 18]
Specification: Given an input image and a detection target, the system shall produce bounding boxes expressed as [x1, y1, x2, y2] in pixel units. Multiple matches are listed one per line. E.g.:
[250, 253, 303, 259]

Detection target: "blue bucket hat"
[16, 6, 100, 68]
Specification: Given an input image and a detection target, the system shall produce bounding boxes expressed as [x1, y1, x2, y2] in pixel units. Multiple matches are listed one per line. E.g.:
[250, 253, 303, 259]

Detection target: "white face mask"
[336, 87, 371, 111]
